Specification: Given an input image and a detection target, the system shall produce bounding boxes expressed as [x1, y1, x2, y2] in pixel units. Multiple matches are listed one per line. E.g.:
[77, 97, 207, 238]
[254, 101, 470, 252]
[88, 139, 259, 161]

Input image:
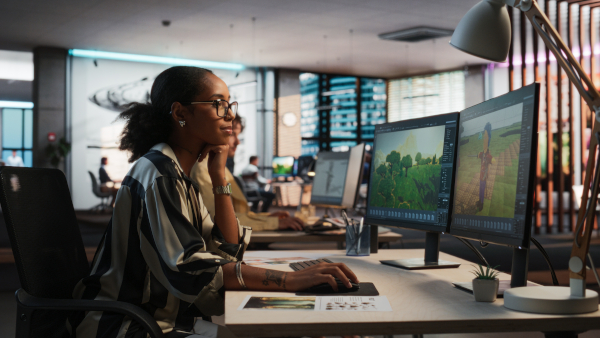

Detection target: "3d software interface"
[311, 152, 349, 205]
[367, 114, 458, 228]
[451, 85, 536, 243]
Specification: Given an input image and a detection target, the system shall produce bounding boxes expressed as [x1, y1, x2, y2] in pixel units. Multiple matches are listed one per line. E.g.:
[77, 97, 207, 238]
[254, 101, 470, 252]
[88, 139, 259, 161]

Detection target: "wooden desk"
[225, 250, 600, 337]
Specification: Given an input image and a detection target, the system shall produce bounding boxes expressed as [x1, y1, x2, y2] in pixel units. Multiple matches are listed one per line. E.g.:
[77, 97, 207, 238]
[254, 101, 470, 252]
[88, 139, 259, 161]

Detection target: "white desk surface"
[249, 228, 401, 243]
[225, 249, 600, 337]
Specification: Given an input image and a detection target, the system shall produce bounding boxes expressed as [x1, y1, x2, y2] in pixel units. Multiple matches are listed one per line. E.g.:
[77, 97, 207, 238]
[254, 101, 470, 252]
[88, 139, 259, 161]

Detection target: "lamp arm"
[517, 0, 600, 296]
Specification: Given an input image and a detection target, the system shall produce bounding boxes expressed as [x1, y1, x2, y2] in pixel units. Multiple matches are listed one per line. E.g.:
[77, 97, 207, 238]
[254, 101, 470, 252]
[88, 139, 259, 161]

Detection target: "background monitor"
[310, 143, 365, 208]
[449, 83, 539, 287]
[295, 155, 315, 180]
[365, 113, 460, 269]
[272, 156, 295, 178]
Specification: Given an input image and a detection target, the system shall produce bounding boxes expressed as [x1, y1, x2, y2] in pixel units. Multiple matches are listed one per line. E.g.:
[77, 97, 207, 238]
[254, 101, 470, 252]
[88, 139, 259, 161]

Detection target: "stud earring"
[179, 120, 186, 127]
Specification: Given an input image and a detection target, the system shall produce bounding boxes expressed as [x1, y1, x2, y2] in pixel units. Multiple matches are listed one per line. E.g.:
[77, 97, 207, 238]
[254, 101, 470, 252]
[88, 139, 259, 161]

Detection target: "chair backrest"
[88, 171, 101, 195]
[0, 167, 89, 299]
[233, 175, 247, 195]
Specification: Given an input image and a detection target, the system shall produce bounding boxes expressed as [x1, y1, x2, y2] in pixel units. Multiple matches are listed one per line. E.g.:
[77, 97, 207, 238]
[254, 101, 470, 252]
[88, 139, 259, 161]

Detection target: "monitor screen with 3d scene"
[310, 143, 365, 209]
[365, 113, 460, 269]
[272, 156, 295, 178]
[449, 83, 539, 288]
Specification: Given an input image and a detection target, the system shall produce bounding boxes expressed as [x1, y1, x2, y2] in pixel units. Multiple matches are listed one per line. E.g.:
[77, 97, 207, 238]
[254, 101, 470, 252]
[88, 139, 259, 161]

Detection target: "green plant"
[471, 264, 500, 280]
[45, 137, 71, 168]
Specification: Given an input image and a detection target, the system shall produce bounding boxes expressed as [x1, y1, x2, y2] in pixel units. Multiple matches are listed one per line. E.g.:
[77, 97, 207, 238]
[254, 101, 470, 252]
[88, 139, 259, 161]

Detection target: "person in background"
[193, 114, 304, 231]
[98, 157, 120, 206]
[69, 66, 353, 338]
[243, 155, 271, 185]
[6, 150, 24, 167]
[241, 159, 278, 213]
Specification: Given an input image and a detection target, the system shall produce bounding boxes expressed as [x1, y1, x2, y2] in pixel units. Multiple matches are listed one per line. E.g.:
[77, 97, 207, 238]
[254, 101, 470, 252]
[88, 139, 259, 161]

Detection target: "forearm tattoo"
[262, 270, 288, 290]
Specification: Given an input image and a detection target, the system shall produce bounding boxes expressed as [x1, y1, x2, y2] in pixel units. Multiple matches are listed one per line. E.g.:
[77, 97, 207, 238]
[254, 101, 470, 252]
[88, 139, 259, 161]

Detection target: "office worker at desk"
[69, 66, 356, 338]
[193, 114, 304, 231]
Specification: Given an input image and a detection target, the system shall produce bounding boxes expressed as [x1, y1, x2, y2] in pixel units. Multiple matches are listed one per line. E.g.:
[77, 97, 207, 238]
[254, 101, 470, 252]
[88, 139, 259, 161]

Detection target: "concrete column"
[255, 67, 276, 179]
[32, 47, 68, 172]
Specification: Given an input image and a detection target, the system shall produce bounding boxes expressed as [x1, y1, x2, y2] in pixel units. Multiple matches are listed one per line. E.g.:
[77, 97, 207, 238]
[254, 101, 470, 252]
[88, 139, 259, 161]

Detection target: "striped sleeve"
[139, 176, 234, 316]
[197, 191, 252, 261]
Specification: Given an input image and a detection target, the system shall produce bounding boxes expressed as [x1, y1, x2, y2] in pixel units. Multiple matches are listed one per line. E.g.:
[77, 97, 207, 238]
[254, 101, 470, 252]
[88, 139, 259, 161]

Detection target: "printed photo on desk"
[239, 296, 316, 310]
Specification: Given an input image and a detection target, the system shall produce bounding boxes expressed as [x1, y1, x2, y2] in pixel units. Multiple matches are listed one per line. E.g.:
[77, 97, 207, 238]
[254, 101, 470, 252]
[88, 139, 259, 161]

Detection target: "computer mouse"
[303, 280, 360, 294]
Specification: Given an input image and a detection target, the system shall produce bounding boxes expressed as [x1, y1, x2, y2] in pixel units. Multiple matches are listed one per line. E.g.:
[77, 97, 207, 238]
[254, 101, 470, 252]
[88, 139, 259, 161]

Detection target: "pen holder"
[346, 221, 370, 256]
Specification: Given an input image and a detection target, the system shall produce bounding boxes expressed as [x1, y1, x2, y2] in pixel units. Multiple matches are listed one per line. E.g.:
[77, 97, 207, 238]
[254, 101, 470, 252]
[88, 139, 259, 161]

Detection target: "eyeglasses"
[180, 99, 238, 118]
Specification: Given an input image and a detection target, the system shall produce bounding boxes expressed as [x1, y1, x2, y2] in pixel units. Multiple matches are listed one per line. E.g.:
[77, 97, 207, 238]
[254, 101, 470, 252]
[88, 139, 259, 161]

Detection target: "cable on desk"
[587, 253, 600, 288]
[530, 237, 559, 286]
[456, 237, 489, 267]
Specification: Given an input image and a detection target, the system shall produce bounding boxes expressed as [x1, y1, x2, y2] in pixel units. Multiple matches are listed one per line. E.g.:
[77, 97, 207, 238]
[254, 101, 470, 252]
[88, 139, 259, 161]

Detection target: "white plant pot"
[472, 278, 499, 302]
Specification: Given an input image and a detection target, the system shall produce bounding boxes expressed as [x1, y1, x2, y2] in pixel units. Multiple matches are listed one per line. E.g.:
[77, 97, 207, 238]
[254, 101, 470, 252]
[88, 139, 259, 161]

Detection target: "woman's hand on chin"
[199, 144, 229, 185]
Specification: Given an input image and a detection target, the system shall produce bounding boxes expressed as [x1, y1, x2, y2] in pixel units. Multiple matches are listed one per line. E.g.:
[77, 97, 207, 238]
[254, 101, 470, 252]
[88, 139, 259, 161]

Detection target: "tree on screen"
[433, 153, 437, 165]
[415, 152, 422, 165]
[376, 164, 388, 178]
[386, 151, 401, 178]
[402, 154, 412, 177]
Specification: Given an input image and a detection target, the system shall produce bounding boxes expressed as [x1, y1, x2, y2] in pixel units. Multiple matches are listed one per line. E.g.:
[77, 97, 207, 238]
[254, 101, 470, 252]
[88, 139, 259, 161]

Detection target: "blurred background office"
[1, 1, 600, 336]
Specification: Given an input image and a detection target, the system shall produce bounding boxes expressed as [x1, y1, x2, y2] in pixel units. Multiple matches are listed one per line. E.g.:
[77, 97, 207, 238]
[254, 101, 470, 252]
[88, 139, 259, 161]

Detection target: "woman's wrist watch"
[213, 183, 232, 195]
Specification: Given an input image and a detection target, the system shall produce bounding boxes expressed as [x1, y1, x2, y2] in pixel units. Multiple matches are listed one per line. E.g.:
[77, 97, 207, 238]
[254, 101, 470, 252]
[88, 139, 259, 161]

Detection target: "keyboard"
[290, 258, 360, 294]
[289, 258, 334, 271]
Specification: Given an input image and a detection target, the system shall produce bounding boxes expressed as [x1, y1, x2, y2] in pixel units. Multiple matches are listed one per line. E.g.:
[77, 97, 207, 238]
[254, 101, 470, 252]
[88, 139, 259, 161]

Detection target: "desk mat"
[295, 282, 379, 296]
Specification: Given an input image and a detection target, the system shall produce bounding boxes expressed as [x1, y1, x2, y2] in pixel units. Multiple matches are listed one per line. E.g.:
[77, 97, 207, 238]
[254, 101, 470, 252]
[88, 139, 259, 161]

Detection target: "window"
[387, 70, 465, 122]
[300, 73, 386, 155]
[2, 108, 33, 167]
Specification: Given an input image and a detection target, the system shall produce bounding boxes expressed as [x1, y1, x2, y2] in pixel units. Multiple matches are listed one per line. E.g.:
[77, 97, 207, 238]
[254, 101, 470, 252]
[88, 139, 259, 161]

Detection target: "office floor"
[1, 208, 599, 337]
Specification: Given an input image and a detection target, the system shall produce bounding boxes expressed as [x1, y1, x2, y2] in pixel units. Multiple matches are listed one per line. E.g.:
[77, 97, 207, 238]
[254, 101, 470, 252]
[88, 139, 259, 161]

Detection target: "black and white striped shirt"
[69, 143, 251, 337]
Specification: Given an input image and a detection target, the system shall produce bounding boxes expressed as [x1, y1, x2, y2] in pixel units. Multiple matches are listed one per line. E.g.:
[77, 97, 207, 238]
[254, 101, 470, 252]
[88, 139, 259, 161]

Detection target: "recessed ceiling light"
[379, 26, 453, 43]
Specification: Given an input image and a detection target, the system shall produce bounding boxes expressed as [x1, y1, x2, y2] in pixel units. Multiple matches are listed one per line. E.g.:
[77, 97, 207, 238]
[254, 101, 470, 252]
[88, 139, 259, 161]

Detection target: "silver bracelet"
[235, 261, 247, 289]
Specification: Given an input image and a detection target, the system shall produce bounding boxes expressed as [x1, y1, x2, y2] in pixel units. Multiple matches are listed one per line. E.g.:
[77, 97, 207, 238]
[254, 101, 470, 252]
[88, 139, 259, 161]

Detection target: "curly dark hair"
[118, 66, 213, 162]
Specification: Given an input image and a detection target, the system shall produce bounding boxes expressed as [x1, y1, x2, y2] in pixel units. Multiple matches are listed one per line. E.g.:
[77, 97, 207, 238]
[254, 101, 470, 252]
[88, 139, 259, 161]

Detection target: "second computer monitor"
[310, 143, 365, 208]
[450, 83, 539, 249]
[365, 113, 460, 233]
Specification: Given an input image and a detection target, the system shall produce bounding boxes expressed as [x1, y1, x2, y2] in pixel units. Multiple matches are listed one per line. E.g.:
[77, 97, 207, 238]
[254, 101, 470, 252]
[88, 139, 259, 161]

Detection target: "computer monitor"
[295, 155, 316, 181]
[365, 113, 460, 269]
[449, 83, 539, 287]
[272, 156, 295, 178]
[310, 143, 365, 208]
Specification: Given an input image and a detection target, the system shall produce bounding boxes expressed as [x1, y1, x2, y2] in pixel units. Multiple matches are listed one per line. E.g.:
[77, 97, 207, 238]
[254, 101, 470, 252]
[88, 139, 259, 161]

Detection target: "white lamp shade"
[450, 0, 511, 63]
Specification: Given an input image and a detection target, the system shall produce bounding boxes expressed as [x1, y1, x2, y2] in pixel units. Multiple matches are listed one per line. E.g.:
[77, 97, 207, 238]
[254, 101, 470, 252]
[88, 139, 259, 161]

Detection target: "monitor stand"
[380, 231, 460, 270]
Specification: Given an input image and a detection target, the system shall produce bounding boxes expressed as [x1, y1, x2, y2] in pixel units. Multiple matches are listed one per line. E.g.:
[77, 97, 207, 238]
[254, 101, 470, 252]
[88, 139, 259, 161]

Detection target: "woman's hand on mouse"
[199, 144, 229, 185]
[286, 262, 359, 292]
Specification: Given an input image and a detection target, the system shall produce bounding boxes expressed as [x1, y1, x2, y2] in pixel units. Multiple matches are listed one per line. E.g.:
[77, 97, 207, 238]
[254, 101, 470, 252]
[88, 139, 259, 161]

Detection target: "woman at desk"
[69, 66, 358, 338]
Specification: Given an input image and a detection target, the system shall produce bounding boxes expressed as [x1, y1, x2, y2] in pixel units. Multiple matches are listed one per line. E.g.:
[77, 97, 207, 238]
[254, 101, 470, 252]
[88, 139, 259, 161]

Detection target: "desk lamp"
[451, 0, 599, 314]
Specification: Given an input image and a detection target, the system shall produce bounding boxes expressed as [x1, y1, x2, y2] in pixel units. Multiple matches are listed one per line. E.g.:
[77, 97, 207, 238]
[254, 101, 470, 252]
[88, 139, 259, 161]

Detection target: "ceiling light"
[69, 49, 245, 71]
[379, 26, 454, 43]
[0, 101, 34, 108]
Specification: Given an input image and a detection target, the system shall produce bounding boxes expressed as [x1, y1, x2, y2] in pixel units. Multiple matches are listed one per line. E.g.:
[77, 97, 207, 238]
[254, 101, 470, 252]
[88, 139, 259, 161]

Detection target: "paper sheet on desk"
[239, 296, 392, 311]
[316, 296, 392, 311]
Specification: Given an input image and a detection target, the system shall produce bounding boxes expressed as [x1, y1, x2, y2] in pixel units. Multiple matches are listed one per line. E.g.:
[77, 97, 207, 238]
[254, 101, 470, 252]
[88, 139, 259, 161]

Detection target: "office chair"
[88, 171, 112, 213]
[0, 167, 164, 338]
[234, 175, 263, 211]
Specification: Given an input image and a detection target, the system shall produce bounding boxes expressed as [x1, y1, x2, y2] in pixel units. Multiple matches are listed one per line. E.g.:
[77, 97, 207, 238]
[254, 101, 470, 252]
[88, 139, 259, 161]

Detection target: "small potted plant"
[471, 264, 500, 302]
